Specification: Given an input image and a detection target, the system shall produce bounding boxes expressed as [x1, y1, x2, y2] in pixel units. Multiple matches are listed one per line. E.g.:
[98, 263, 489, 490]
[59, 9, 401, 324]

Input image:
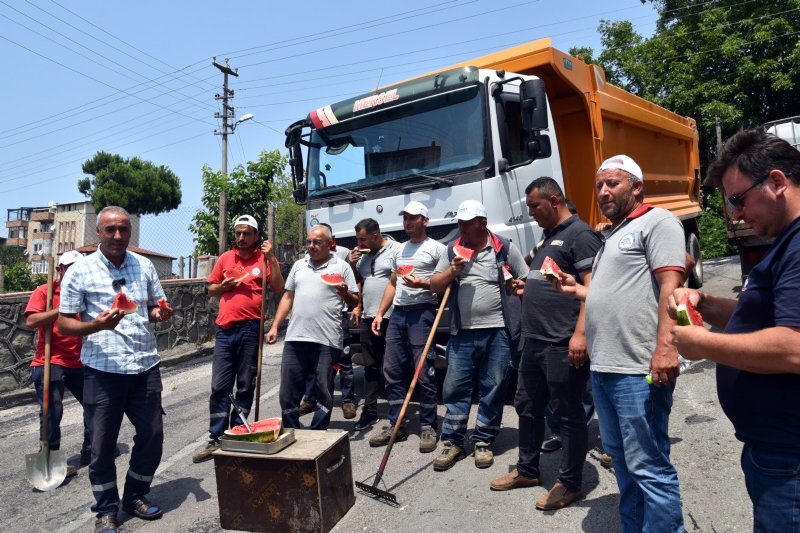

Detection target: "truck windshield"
[307, 85, 486, 198]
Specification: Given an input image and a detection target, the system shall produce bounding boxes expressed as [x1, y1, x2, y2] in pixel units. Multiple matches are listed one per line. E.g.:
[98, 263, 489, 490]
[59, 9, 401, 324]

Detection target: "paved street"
[0, 256, 753, 532]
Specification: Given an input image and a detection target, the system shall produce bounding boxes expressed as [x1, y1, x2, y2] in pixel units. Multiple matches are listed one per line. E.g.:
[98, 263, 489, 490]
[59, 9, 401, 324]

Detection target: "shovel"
[356, 286, 451, 505]
[26, 256, 67, 491]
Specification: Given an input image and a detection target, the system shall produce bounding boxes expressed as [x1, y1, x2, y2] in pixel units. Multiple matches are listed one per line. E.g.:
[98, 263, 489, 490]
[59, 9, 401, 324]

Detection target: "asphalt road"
[0, 255, 753, 532]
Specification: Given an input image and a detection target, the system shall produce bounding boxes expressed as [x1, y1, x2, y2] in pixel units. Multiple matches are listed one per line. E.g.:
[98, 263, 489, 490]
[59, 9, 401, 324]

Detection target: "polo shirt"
[284, 254, 358, 349]
[391, 237, 447, 307]
[59, 249, 164, 374]
[208, 248, 271, 329]
[522, 215, 602, 342]
[585, 206, 685, 373]
[25, 281, 82, 368]
[357, 237, 401, 319]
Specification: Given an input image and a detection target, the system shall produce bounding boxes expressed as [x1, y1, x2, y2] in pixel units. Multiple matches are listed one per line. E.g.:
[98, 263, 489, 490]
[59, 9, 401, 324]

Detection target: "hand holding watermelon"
[151, 297, 173, 322]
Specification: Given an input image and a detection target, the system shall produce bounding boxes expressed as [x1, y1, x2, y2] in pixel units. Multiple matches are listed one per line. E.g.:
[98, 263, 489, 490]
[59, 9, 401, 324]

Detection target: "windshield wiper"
[399, 171, 453, 193]
[317, 183, 367, 202]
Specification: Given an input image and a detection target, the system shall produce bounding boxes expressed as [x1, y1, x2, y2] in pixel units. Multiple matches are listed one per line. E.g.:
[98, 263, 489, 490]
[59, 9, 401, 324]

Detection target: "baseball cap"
[456, 200, 487, 221]
[58, 250, 83, 266]
[398, 201, 429, 217]
[597, 154, 643, 182]
[234, 215, 258, 231]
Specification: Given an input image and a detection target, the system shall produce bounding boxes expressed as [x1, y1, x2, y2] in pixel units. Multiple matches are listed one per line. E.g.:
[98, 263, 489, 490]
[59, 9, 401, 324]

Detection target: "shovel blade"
[25, 448, 67, 491]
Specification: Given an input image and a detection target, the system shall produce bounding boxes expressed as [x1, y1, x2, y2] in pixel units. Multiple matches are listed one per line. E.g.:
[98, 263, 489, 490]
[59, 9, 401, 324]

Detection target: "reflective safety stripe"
[388, 399, 405, 406]
[419, 403, 437, 409]
[317, 405, 330, 414]
[475, 420, 500, 430]
[91, 481, 117, 492]
[210, 411, 228, 419]
[442, 421, 465, 430]
[444, 413, 469, 421]
[283, 407, 300, 414]
[127, 470, 154, 482]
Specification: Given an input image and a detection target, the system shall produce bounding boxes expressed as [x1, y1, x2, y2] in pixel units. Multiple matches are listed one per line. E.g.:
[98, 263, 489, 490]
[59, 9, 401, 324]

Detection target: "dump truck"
[285, 37, 703, 288]
[724, 116, 800, 281]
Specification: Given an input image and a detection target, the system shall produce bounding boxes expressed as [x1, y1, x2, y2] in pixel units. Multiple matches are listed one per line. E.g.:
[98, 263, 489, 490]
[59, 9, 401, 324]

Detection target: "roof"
[76, 243, 176, 260]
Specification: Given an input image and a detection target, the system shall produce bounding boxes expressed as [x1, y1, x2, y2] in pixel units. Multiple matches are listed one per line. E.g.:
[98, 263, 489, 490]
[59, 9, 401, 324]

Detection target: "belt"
[393, 303, 436, 311]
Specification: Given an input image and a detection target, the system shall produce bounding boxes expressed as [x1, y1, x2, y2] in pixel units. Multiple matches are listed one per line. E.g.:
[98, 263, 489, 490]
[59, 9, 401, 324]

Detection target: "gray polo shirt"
[585, 207, 685, 373]
[435, 236, 528, 329]
[284, 254, 358, 349]
[358, 237, 401, 319]
[391, 237, 447, 307]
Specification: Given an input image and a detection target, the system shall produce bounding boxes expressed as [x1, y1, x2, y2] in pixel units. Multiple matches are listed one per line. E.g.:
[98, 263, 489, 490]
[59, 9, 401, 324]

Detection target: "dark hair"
[565, 198, 577, 215]
[355, 218, 380, 234]
[525, 176, 565, 199]
[706, 128, 800, 187]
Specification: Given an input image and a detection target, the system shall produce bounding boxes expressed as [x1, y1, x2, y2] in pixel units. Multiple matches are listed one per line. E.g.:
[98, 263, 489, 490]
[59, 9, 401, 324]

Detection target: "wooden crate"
[214, 429, 355, 533]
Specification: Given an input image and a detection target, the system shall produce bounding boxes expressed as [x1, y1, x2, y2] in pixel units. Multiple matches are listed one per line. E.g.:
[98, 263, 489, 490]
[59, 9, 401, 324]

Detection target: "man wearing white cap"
[25, 250, 87, 480]
[369, 201, 447, 453]
[193, 214, 284, 463]
[552, 155, 686, 531]
[430, 200, 528, 471]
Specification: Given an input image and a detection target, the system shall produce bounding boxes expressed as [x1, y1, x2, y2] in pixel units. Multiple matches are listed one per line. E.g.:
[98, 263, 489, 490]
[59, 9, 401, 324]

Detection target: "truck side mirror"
[288, 144, 306, 204]
[520, 79, 548, 131]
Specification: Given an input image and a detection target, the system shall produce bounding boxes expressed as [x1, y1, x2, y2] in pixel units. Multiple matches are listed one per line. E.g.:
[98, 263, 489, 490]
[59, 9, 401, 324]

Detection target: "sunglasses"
[112, 278, 126, 291]
[726, 171, 793, 211]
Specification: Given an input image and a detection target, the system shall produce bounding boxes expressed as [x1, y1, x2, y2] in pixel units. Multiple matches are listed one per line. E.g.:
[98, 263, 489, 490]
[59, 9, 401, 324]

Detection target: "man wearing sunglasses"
[348, 218, 401, 431]
[58, 206, 173, 533]
[266, 224, 358, 430]
[669, 128, 800, 532]
[193, 215, 284, 464]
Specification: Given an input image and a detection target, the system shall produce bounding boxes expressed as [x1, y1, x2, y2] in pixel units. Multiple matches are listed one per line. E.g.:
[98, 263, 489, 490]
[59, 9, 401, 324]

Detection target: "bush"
[3, 261, 39, 292]
[699, 188, 737, 259]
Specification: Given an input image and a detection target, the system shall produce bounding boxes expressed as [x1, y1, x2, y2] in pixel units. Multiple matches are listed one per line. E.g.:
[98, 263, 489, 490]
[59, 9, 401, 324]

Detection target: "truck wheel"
[686, 233, 703, 288]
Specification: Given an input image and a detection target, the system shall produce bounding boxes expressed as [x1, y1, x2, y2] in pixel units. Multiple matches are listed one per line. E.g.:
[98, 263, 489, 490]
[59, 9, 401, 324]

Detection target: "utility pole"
[213, 58, 239, 256]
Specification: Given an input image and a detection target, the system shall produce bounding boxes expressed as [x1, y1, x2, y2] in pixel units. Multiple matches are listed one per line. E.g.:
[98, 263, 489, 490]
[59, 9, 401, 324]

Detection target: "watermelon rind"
[224, 418, 282, 442]
[355, 247, 371, 254]
[453, 244, 475, 262]
[676, 304, 703, 326]
[396, 265, 415, 277]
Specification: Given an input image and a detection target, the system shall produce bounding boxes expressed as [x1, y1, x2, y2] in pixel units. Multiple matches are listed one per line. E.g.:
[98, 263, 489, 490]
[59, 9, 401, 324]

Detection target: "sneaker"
[535, 482, 584, 510]
[342, 401, 357, 419]
[419, 427, 439, 453]
[599, 453, 613, 469]
[192, 440, 220, 463]
[541, 435, 562, 453]
[368, 425, 407, 447]
[354, 412, 378, 431]
[433, 441, 466, 471]
[299, 400, 317, 416]
[490, 468, 540, 491]
[474, 443, 494, 469]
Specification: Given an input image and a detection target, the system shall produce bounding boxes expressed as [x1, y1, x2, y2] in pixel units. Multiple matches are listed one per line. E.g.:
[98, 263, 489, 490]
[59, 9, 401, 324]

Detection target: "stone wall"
[0, 278, 218, 394]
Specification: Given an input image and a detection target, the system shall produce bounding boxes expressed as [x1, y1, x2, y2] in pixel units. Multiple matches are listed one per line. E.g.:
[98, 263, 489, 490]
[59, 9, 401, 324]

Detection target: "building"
[5, 201, 140, 274]
[76, 244, 175, 280]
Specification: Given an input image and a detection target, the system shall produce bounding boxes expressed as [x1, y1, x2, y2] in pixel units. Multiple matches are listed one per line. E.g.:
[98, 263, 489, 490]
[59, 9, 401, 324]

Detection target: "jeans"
[279, 341, 338, 429]
[741, 443, 800, 532]
[515, 339, 589, 489]
[208, 320, 260, 440]
[31, 364, 91, 455]
[83, 365, 164, 517]
[383, 306, 438, 429]
[360, 318, 387, 417]
[303, 315, 354, 403]
[592, 371, 684, 533]
[441, 328, 512, 447]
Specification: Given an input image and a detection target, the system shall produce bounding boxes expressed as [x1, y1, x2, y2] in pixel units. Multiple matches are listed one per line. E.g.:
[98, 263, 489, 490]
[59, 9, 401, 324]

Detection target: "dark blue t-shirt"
[717, 216, 800, 450]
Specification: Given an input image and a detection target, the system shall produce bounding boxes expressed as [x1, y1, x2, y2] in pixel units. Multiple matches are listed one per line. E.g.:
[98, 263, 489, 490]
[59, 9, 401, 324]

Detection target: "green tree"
[78, 151, 182, 215]
[190, 150, 296, 254]
[2, 261, 43, 293]
[699, 189, 737, 259]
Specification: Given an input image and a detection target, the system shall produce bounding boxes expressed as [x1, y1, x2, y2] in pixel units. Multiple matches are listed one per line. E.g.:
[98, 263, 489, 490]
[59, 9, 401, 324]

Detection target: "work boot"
[600, 453, 613, 469]
[342, 401, 357, 419]
[299, 400, 317, 416]
[490, 468, 540, 491]
[419, 427, 439, 453]
[354, 411, 378, 431]
[433, 441, 465, 471]
[535, 482, 584, 510]
[474, 442, 494, 468]
[65, 465, 78, 479]
[192, 440, 220, 463]
[368, 425, 407, 447]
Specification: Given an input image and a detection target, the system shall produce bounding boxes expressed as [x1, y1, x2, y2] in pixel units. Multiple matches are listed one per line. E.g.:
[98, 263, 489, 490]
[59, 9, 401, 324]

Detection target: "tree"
[190, 150, 298, 254]
[2, 260, 45, 293]
[78, 151, 182, 215]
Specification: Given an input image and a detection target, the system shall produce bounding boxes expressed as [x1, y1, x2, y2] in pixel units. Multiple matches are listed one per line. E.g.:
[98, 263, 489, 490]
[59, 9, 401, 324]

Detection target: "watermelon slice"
[157, 297, 169, 310]
[112, 292, 138, 315]
[320, 272, 344, 286]
[453, 244, 475, 262]
[395, 264, 415, 277]
[676, 294, 703, 326]
[355, 247, 371, 254]
[539, 256, 563, 281]
[501, 264, 513, 283]
[226, 264, 250, 284]
[224, 417, 282, 443]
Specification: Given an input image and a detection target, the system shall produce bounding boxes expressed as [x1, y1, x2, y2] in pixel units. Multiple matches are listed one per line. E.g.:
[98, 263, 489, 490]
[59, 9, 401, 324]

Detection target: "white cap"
[597, 154, 643, 182]
[58, 250, 83, 266]
[399, 201, 429, 217]
[234, 215, 258, 231]
[456, 200, 487, 221]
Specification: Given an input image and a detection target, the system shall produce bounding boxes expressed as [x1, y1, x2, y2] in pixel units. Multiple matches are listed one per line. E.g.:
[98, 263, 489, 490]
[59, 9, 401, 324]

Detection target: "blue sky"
[0, 0, 658, 260]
